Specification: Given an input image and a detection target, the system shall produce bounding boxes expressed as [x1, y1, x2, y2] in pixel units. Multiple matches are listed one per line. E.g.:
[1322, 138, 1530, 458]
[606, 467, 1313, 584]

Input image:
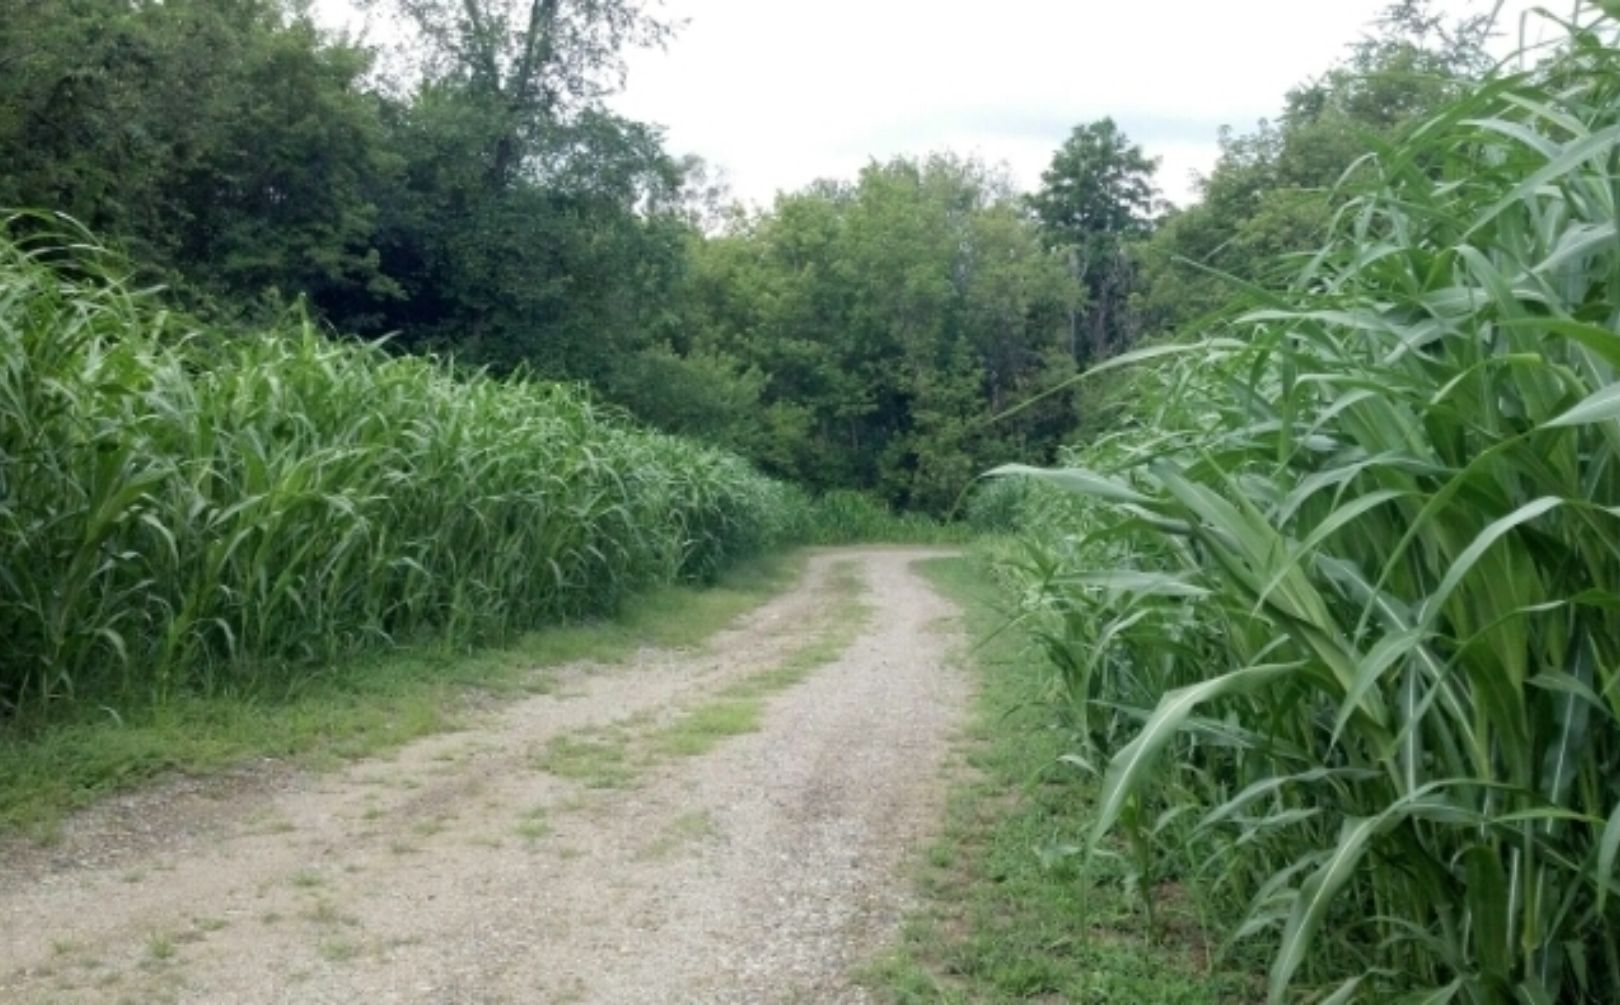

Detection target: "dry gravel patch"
[0, 547, 968, 1004]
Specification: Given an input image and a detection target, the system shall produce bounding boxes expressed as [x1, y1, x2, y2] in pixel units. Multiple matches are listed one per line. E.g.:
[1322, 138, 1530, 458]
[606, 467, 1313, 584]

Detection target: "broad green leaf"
[1091, 662, 1296, 846]
[987, 464, 1150, 505]
[1546, 383, 1620, 428]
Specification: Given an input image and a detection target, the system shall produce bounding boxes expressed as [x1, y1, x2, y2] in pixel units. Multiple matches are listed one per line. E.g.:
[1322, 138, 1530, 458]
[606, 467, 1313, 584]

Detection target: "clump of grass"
[317, 937, 361, 963]
[514, 804, 552, 843]
[145, 934, 176, 962]
[638, 810, 718, 860]
[652, 700, 761, 758]
[995, 12, 1620, 1002]
[535, 735, 636, 790]
[300, 898, 352, 926]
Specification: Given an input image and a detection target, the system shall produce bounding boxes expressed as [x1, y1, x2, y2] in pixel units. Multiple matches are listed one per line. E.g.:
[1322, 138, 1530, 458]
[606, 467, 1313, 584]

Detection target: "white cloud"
[611, 0, 1548, 206]
[312, 0, 1555, 207]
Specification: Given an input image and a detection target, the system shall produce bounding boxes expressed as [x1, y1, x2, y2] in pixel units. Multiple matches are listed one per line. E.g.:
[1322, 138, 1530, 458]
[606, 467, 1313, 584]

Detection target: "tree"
[313, 0, 692, 385]
[1028, 118, 1159, 362]
[387, 0, 672, 190]
[1134, 0, 1495, 333]
[683, 155, 1079, 511]
[0, 0, 397, 312]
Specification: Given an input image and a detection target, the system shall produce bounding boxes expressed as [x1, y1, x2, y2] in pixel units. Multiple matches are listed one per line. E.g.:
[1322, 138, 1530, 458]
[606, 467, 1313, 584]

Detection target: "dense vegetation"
[680, 156, 1082, 509]
[7, 1, 1620, 1002]
[4, 1, 1491, 513]
[985, 7, 1620, 1002]
[0, 0, 1071, 510]
[0, 227, 803, 718]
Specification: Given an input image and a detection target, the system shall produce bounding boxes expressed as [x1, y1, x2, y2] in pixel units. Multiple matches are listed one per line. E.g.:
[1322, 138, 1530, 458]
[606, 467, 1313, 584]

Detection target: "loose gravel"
[0, 547, 969, 1004]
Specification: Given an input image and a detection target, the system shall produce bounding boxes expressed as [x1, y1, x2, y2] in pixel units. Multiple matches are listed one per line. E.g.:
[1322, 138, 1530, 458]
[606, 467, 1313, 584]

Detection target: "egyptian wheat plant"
[998, 8, 1620, 1002]
[0, 225, 803, 716]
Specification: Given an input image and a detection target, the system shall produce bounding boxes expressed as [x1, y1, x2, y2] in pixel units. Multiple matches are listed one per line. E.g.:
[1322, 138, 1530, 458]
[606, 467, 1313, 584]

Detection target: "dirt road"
[0, 548, 969, 1004]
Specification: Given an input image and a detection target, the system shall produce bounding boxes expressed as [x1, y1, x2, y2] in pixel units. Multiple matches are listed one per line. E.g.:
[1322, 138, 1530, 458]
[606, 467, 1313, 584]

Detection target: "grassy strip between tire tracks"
[0, 552, 807, 841]
[538, 559, 873, 785]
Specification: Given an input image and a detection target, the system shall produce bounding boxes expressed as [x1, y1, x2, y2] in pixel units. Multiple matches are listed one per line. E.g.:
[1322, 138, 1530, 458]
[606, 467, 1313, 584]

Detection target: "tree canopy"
[0, 0, 1506, 512]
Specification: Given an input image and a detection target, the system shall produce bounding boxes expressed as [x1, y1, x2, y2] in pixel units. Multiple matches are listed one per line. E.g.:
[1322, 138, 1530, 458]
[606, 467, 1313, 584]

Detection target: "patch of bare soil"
[0, 548, 968, 1004]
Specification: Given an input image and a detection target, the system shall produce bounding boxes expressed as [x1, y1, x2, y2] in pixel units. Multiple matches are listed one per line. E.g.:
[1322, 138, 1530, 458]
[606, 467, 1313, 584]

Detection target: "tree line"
[0, 0, 1495, 511]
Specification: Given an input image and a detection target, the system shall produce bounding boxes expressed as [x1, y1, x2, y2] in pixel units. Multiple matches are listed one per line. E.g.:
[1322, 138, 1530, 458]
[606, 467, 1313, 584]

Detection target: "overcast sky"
[317, 0, 1552, 207]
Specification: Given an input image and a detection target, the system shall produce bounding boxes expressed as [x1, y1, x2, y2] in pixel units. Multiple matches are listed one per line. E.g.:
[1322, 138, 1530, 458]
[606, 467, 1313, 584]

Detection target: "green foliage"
[0, 0, 695, 396]
[0, 0, 398, 312]
[997, 11, 1620, 1001]
[0, 5, 1086, 511]
[1134, 0, 1496, 333]
[1029, 117, 1160, 360]
[800, 491, 970, 546]
[0, 227, 804, 719]
[686, 155, 1080, 512]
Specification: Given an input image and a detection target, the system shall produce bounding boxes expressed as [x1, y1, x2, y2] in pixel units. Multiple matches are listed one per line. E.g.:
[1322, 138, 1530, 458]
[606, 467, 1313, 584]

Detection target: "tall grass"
[798, 489, 971, 545]
[0, 225, 803, 717]
[994, 9, 1620, 1003]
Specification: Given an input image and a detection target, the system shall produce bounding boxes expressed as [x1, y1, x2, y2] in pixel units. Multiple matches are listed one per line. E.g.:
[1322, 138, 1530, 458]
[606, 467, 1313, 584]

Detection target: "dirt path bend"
[1, 547, 970, 1004]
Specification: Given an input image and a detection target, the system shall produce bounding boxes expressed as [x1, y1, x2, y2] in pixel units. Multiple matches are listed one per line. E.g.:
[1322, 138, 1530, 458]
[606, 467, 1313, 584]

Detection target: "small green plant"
[145, 934, 176, 962]
[300, 899, 350, 926]
[317, 937, 361, 963]
[535, 735, 636, 789]
[638, 810, 718, 859]
[515, 805, 552, 843]
[652, 700, 760, 758]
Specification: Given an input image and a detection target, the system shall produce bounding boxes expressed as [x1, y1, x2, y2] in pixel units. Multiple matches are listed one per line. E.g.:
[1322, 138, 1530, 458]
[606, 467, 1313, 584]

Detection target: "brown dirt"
[0, 547, 969, 1004]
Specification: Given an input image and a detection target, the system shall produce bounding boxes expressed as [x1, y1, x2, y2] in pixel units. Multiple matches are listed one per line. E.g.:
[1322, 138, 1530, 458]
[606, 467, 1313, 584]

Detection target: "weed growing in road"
[536, 734, 636, 789]
[317, 937, 362, 963]
[516, 807, 552, 843]
[145, 934, 176, 963]
[638, 810, 718, 860]
[651, 700, 759, 758]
